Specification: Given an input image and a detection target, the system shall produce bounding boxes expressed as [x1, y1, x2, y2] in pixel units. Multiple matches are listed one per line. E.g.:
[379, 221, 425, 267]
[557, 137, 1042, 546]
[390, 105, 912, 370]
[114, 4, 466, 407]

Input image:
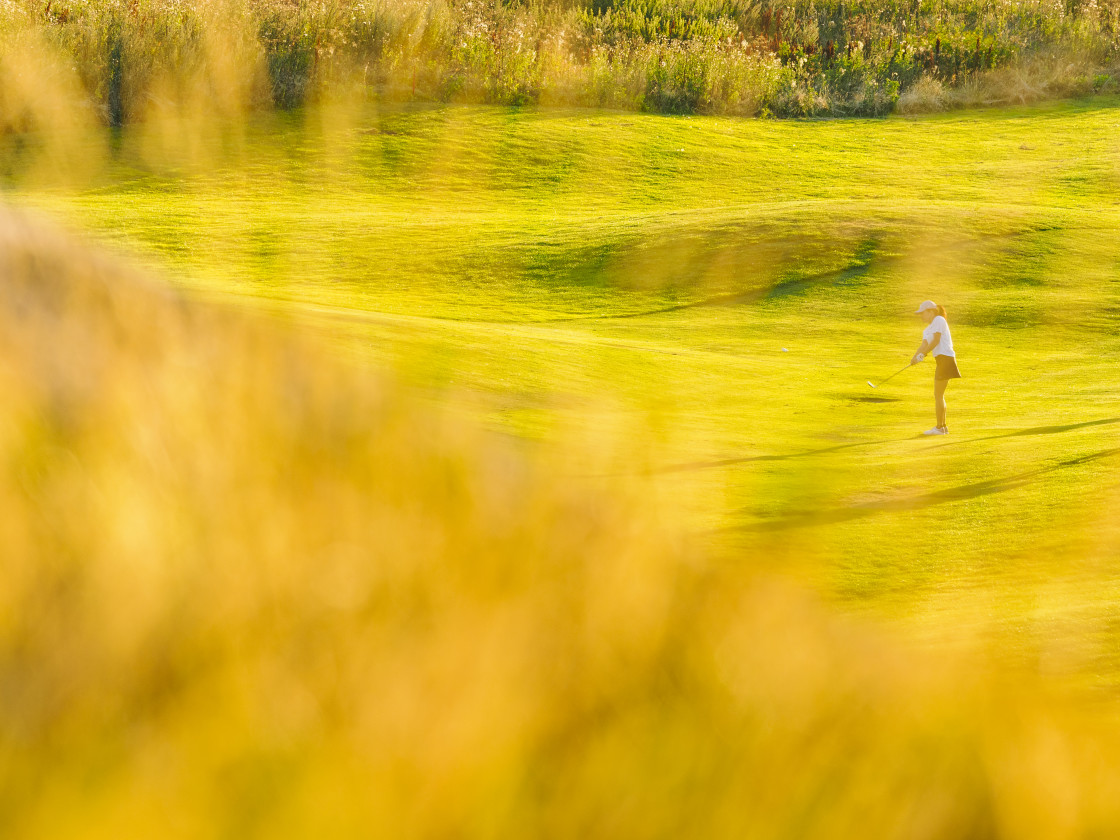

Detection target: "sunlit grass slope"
[7, 205, 1120, 839]
[7, 98, 1120, 689]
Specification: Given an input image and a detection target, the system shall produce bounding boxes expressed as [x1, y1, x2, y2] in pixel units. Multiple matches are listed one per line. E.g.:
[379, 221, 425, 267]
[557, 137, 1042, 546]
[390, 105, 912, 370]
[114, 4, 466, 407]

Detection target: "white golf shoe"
[923, 426, 948, 436]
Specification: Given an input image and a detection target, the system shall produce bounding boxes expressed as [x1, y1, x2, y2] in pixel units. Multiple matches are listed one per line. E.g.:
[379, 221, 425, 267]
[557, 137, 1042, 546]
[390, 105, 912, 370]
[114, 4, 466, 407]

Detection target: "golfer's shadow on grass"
[849, 395, 902, 404]
[927, 417, 1120, 448]
[730, 445, 1120, 533]
[664, 417, 1120, 475]
[655, 436, 917, 474]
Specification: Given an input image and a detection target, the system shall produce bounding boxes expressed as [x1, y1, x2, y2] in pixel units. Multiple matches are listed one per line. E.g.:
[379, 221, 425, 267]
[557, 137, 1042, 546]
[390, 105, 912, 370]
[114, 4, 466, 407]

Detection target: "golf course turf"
[7, 95, 1120, 690]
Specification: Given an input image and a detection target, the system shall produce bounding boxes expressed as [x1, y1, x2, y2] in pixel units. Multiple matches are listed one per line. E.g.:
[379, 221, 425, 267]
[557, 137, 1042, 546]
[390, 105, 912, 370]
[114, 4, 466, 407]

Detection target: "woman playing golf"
[911, 300, 961, 435]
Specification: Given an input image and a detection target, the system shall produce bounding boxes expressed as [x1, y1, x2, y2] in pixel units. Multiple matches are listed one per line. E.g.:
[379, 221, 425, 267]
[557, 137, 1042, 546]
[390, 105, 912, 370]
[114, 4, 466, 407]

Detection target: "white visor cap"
[915, 300, 937, 314]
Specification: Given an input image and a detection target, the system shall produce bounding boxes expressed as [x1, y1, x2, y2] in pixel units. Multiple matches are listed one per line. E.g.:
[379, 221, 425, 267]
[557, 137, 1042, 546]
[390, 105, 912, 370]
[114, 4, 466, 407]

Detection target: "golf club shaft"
[881, 362, 913, 383]
[869, 362, 913, 388]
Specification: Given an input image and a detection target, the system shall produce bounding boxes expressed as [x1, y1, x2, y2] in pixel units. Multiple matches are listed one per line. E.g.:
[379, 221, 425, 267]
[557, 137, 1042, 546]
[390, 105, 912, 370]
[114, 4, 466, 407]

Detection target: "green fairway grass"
[8, 97, 1120, 688]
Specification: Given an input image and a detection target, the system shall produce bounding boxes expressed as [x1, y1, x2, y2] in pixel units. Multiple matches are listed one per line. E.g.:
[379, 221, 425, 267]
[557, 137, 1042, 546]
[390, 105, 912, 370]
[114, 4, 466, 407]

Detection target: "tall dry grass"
[4, 207, 1120, 837]
[2, 0, 1118, 121]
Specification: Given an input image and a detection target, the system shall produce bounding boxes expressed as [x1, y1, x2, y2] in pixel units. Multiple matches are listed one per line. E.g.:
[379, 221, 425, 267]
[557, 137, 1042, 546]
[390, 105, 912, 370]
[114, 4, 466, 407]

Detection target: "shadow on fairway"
[656, 435, 916, 474]
[730, 446, 1120, 532]
[659, 417, 1120, 477]
[531, 228, 1028, 324]
[533, 237, 887, 325]
[929, 417, 1120, 449]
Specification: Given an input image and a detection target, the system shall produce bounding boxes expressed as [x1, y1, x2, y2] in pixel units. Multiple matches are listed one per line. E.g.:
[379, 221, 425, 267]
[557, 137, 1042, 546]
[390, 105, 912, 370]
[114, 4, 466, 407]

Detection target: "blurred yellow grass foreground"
[4, 207, 1120, 837]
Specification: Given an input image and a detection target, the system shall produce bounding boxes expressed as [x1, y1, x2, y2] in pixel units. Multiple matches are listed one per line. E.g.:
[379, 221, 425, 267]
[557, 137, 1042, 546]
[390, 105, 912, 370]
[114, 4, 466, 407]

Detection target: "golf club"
[867, 361, 914, 389]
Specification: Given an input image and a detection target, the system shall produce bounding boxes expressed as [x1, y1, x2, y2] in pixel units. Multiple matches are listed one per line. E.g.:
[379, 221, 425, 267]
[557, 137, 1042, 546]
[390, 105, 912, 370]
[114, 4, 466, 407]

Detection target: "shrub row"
[5, 0, 1120, 120]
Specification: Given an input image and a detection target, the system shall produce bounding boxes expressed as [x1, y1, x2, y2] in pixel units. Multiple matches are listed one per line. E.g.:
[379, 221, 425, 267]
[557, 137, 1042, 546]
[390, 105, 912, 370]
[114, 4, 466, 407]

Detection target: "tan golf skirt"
[935, 354, 962, 381]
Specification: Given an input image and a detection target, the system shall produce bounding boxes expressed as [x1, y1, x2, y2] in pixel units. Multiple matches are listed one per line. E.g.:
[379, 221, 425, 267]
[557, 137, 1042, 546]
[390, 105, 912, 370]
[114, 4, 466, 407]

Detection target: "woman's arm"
[912, 333, 941, 364]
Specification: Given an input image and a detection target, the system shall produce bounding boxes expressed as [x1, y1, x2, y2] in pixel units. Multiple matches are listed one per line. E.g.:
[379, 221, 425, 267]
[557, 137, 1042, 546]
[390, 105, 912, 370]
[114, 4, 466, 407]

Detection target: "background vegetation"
[3, 0, 1120, 119]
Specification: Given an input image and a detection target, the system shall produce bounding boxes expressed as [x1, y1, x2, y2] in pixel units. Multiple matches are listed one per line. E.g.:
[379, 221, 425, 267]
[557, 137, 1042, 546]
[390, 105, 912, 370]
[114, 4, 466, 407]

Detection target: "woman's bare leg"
[935, 378, 948, 428]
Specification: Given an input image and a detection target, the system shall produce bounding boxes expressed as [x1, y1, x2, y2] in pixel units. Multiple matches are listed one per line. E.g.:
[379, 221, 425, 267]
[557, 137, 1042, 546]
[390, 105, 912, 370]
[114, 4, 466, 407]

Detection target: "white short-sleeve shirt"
[923, 315, 955, 357]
